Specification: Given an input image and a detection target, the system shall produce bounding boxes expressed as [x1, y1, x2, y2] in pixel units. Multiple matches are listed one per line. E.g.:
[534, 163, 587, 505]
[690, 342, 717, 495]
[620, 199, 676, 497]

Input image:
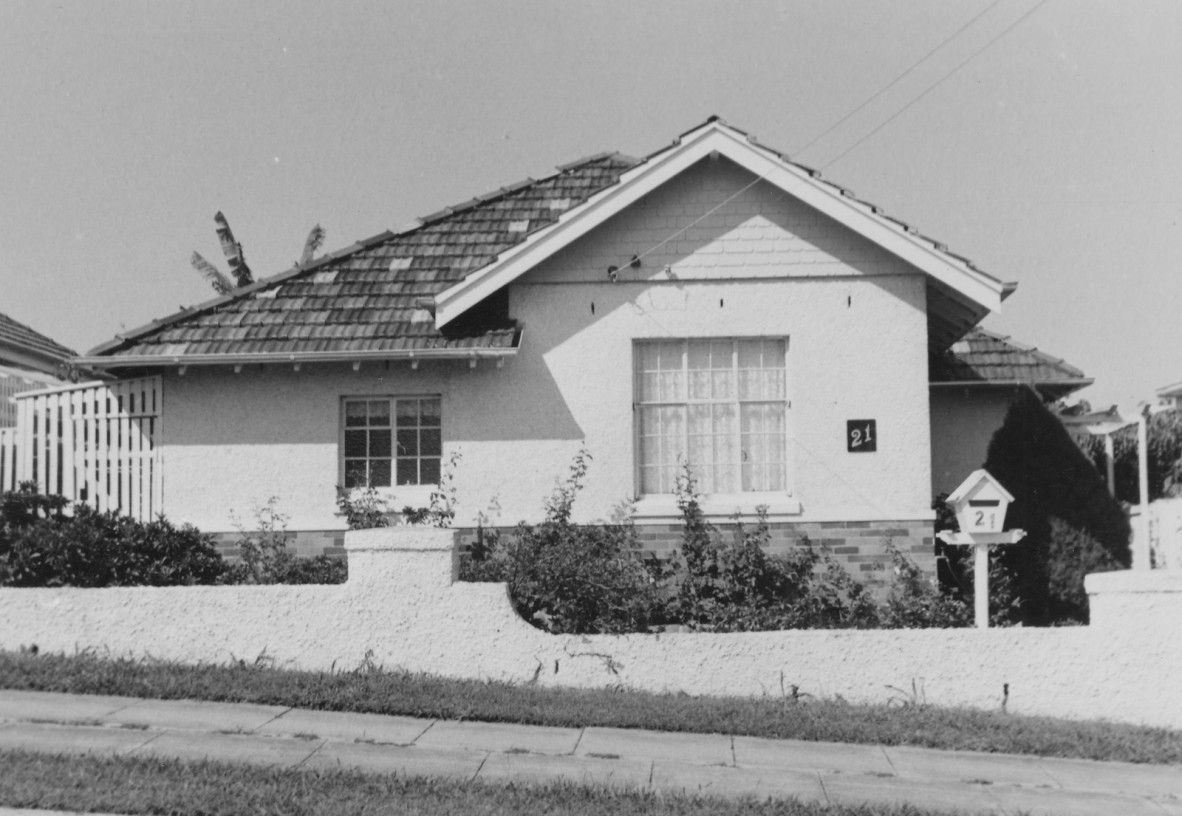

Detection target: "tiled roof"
[88, 117, 1007, 365]
[931, 328, 1091, 398]
[91, 154, 637, 361]
[0, 310, 76, 365]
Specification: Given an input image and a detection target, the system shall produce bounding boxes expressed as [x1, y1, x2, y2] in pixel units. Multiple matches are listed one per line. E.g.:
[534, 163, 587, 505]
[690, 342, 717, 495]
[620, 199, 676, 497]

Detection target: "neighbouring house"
[929, 328, 1091, 497]
[0, 310, 78, 427]
[57, 117, 1085, 581]
[1156, 381, 1182, 411]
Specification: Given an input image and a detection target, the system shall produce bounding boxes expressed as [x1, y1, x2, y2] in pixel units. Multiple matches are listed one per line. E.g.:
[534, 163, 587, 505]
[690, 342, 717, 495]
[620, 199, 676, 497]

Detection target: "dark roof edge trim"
[930, 378, 1094, 389]
[75, 346, 520, 370]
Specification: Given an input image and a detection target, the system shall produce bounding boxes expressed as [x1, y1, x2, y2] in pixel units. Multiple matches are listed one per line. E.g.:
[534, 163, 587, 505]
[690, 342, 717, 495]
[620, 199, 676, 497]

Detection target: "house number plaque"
[847, 419, 876, 452]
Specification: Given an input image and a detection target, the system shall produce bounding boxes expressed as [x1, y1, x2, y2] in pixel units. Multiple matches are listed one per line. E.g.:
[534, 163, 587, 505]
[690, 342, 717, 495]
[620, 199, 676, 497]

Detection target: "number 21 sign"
[847, 420, 876, 452]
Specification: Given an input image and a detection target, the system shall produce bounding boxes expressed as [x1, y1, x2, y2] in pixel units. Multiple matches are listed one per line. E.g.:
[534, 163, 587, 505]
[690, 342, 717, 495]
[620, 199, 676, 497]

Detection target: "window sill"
[632, 494, 802, 523]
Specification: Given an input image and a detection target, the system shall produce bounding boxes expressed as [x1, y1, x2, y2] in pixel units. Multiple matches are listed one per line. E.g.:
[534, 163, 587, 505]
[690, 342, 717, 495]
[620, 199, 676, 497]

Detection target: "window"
[343, 396, 441, 488]
[636, 339, 787, 495]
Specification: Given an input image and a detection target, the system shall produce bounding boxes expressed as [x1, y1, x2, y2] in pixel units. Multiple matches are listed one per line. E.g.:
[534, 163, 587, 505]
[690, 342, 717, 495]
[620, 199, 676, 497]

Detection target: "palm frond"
[214, 211, 253, 287]
[300, 224, 325, 266]
[191, 252, 233, 295]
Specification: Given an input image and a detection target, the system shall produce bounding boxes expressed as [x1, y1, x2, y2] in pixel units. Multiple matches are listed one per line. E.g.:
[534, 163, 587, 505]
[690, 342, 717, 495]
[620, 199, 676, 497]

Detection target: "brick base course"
[207, 519, 936, 596]
[207, 530, 346, 561]
[455, 519, 937, 596]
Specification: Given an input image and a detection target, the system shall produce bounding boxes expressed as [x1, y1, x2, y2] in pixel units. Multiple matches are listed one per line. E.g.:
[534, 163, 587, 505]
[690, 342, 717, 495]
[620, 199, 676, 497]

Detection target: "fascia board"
[73, 346, 519, 369]
[435, 127, 730, 327]
[436, 122, 1004, 327]
[0, 341, 66, 374]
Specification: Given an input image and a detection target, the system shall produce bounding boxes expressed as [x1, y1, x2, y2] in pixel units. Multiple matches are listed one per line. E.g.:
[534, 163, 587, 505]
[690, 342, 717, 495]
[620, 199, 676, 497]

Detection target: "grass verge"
[0, 750, 980, 816]
[3, 649, 1181, 765]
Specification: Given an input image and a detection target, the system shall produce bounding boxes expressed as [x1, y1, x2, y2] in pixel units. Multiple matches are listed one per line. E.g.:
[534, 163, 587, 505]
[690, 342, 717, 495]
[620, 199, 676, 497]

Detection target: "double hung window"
[636, 339, 787, 495]
[342, 396, 441, 489]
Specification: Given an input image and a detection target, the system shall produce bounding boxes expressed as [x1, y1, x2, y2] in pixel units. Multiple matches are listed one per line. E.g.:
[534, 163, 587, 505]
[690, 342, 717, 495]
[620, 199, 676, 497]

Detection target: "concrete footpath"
[0, 690, 1179, 815]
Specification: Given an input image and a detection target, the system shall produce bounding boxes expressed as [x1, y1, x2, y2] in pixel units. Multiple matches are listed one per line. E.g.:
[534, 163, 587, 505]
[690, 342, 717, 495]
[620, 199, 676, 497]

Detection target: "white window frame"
[632, 338, 798, 519]
[339, 395, 442, 503]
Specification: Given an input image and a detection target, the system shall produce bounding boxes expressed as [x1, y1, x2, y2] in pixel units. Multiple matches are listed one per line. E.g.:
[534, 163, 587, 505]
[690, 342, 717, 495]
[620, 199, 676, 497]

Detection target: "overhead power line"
[818, 0, 1050, 170]
[794, 0, 1005, 158]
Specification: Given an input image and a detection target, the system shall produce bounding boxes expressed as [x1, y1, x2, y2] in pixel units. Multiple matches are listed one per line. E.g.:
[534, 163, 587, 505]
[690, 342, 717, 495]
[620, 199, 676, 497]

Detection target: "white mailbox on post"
[947, 469, 1012, 535]
[937, 469, 1025, 629]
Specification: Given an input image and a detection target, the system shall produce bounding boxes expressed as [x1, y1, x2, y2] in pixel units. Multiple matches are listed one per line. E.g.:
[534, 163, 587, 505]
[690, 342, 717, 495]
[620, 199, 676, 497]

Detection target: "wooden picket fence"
[0, 377, 162, 521]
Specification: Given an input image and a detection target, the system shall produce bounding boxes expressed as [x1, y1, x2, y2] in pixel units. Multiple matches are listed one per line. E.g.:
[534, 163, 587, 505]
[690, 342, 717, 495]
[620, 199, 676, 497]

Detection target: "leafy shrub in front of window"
[462, 456, 973, 633]
[0, 483, 225, 587]
[669, 467, 880, 631]
[460, 451, 671, 634]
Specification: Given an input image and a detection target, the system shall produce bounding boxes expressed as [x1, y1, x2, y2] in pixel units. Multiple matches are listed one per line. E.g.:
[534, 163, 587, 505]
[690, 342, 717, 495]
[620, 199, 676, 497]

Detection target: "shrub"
[1045, 517, 1124, 623]
[337, 451, 462, 530]
[0, 484, 224, 587]
[669, 467, 880, 631]
[335, 486, 392, 530]
[463, 457, 979, 633]
[881, 541, 971, 629]
[222, 498, 346, 585]
[982, 388, 1131, 624]
[461, 451, 669, 634]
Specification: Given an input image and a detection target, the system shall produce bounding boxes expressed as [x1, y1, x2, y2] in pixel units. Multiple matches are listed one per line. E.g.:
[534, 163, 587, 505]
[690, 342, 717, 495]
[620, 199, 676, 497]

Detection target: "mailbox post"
[936, 469, 1026, 629]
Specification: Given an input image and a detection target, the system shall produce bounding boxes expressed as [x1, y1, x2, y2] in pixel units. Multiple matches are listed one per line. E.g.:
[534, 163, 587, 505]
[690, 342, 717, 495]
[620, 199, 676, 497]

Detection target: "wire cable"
[820, 0, 1049, 170]
[794, 0, 1005, 158]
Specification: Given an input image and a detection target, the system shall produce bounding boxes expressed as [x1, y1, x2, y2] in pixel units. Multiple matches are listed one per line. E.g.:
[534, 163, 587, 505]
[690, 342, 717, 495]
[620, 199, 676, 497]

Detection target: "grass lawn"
[0, 750, 982, 816]
[3, 649, 1180, 765]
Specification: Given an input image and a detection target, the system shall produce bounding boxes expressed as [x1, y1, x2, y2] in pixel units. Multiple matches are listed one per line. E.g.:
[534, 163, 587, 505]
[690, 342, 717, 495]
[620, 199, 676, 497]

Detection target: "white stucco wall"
[2, 528, 1179, 729]
[929, 386, 1019, 497]
[159, 157, 934, 531]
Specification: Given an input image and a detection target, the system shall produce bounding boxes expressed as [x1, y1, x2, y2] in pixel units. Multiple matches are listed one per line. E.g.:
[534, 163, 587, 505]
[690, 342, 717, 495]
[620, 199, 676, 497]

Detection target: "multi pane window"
[636, 339, 787, 495]
[343, 397, 441, 488]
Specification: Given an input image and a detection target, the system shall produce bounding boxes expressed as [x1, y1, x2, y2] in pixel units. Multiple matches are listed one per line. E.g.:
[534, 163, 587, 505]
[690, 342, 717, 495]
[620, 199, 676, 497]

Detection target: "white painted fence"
[0, 377, 162, 520]
[2, 528, 1180, 729]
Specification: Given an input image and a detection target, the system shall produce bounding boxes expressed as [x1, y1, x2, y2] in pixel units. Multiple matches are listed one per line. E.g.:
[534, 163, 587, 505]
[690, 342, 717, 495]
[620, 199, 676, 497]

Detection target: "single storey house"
[0, 310, 77, 428]
[67, 118, 1088, 576]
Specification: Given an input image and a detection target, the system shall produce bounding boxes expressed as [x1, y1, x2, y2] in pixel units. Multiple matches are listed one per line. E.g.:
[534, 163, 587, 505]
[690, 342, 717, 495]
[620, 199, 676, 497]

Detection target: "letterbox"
[946, 469, 1014, 535]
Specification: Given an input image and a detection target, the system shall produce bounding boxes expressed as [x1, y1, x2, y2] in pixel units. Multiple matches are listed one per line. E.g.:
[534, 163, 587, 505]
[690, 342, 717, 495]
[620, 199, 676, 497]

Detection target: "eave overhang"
[74, 345, 519, 371]
[930, 378, 1093, 401]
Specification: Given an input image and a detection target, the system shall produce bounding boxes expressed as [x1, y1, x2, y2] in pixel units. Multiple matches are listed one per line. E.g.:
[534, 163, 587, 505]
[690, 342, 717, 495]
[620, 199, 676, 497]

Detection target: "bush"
[461, 451, 670, 634]
[0, 484, 224, 587]
[880, 542, 971, 628]
[463, 457, 964, 633]
[670, 468, 880, 631]
[982, 388, 1130, 624]
[221, 498, 346, 585]
[0, 484, 345, 588]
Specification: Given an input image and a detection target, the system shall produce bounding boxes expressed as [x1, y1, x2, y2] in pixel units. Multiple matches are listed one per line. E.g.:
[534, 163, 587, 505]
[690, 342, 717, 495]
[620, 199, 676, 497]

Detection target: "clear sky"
[1, 0, 1179, 409]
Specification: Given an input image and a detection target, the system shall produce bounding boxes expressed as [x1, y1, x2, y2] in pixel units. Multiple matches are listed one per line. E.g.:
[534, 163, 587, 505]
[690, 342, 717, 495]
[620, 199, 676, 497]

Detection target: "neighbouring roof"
[82, 117, 1013, 369]
[930, 328, 1092, 400]
[1157, 381, 1182, 400]
[0, 310, 77, 374]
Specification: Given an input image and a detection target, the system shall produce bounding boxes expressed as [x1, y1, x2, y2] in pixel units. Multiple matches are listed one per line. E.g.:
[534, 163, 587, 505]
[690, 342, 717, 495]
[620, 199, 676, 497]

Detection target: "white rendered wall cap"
[1085, 569, 1182, 594]
[344, 527, 454, 552]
